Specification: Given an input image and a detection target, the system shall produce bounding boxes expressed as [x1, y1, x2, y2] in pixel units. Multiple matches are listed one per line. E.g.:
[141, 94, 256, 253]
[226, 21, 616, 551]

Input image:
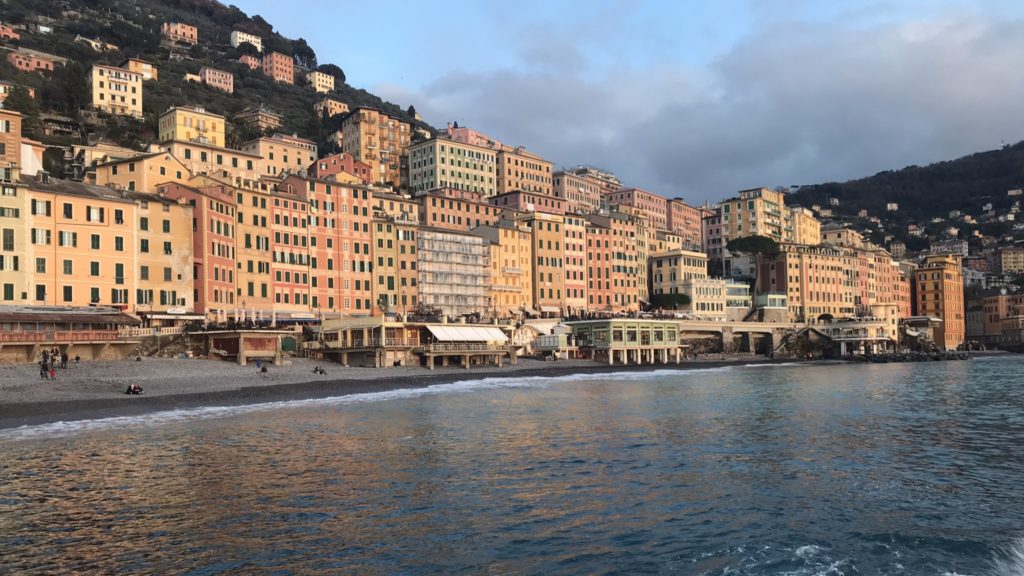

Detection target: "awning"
[539, 306, 560, 314]
[426, 325, 508, 343]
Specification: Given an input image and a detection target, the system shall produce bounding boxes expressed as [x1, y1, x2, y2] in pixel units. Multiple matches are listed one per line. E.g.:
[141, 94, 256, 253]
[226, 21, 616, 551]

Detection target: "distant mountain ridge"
[791, 141, 1024, 245]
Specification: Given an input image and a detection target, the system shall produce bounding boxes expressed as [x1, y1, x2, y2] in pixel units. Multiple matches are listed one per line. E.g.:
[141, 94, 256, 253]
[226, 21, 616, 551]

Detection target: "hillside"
[1, 0, 432, 153]
[791, 141, 1024, 247]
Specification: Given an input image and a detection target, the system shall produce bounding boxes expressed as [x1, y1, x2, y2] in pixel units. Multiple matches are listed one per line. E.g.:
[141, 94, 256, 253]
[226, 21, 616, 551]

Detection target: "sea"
[1, 357, 1024, 575]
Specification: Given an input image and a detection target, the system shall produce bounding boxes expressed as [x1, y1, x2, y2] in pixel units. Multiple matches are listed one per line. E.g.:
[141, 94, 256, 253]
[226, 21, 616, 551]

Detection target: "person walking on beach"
[39, 363, 49, 380]
[61, 353, 68, 369]
[74, 354, 80, 364]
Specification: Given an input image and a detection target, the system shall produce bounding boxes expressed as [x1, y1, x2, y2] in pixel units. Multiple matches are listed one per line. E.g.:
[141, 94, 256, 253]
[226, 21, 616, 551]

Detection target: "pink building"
[239, 54, 260, 70]
[162, 22, 198, 45]
[438, 122, 501, 149]
[199, 66, 233, 93]
[604, 188, 669, 231]
[307, 152, 372, 185]
[489, 191, 565, 215]
[0, 23, 20, 41]
[667, 198, 704, 250]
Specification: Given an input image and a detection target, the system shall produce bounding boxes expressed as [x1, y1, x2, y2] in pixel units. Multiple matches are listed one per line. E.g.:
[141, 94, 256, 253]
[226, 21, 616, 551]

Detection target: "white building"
[230, 30, 262, 52]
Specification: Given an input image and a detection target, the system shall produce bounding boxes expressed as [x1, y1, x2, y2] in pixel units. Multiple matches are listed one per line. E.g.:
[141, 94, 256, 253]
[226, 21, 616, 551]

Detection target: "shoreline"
[0, 351, 1006, 432]
[0, 356, 794, 431]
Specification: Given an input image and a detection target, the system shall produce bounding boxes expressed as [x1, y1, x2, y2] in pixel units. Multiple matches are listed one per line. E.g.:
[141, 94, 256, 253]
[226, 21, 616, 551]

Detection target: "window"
[35, 284, 45, 301]
[140, 239, 149, 253]
[140, 217, 148, 231]
[91, 234, 100, 250]
[62, 286, 73, 302]
[62, 260, 72, 275]
[63, 203, 73, 219]
[164, 267, 172, 281]
[115, 263, 125, 285]
[115, 236, 124, 252]
[140, 265, 149, 280]
[35, 257, 45, 273]
[162, 220, 170, 233]
[164, 241, 172, 255]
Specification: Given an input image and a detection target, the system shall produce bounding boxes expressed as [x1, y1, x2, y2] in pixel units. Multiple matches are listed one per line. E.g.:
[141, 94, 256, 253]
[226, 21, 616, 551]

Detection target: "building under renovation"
[417, 228, 491, 317]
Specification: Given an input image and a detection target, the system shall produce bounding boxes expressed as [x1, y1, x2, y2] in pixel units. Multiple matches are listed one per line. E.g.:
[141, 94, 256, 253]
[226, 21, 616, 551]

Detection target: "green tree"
[726, 235, 780, 256]
[292, 38, 316, 68]
[317, 63, 344, 85]
[650, 293, 691, 310]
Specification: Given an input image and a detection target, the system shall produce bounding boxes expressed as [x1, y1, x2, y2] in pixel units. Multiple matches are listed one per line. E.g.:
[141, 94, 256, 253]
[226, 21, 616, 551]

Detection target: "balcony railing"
[422, 343, 513, 353]
[0, 330, 137, 343]
[326, 337, 418, 349]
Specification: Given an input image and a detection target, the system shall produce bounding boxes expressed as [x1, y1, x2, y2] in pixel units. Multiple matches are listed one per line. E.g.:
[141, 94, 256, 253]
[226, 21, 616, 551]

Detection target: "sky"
[234, 0, 1024, 204]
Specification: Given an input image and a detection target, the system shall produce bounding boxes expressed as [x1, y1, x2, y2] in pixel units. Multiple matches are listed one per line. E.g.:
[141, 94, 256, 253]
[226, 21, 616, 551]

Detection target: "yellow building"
[408, 138, 496, 197]
[340, 107, 411, 187]
[371, 193, 420, 314]
[787, 206, 821, 245]
[719, 187, 786, 243]
[650, 249, 709, 295]
[0, 173, 29, 304]
[120, 57, 158, 81]
[90, 64, 143, 118]
[999, 247, 1024, 274]
[130, 191, 195, 314]
[240, 133, 318, 178]
[160, 140, 262, 189]
[158, 106, 226, 147]
[472, 221, 534, 318]
[314, 98, 349, 119]
[496, 146, 553, 196]
[914, 254, 965, 351]
[229, 180, 275, 317]
[306, 70, 335, 93]
[516, 211, 564, 314]
[94, 151, 191, 193]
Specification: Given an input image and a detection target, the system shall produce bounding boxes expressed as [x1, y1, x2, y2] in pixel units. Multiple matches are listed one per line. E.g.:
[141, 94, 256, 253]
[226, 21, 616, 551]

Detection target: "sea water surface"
[2, 357, 1024, 575]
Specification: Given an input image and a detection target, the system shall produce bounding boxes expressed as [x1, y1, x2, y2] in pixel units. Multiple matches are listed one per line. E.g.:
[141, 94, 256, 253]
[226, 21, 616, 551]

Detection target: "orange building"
[604, 188, 669, 231]
[553, 168, 619, 214]
[585, 212, 642, 312]
[496, 146, 553, 196]
[121, 57, 158, 81]
[262, 51, 293, 84]
[94, 151, 191, 193]
[160, 140, 261, 189]
[419, 188, 507, 232]
[162, 22, 197, 45]
[372, 192, 420, 314]
[6, 52, 54, 73]
[241, 133, 317, 178]
[0, 23, 20, 41]
[517, 211, 565, 314]
[314, 98, 349, 119]
[667, 198, 704, 250]
[235, 105, 282, 133]
[239, 54, 260, 70]
[913, 254, 965, 350]
[340, 107, 410, 187]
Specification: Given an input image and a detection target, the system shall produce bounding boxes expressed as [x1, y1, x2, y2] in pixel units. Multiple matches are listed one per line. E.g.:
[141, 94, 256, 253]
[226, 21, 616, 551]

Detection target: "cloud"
[375, 12, 1024, 205]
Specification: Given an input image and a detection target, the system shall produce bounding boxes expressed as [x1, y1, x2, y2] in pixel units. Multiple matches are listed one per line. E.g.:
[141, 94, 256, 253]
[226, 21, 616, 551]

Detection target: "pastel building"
[489, 191, 565, 215]
[6, 52, 54, 73]
[913, 254, 965, 351]
[756, 243, 858, 322]
[241, 133, 317, 178]
[553, 169, 610, 213]
[230, 30, 262, 52]
[314, 98, 349, 119]
[308, 152, 372, 185]
[471, 221, 534, 317]
[162, 22, 198, 45]
[496, 146, 553, 196]
[563, 213, 588, 313]
[306, 70, 334, 93]
[94, 150, 191, 193]
[517, 211, 565, 314]
[158, 106, 226, 147]
[120, 58, 158, 81]
[417, 228, 491, 317]
[407, 138, 496, 196]
[371, 192, 420, 313]
[235, 105, 282, 132]
[419, 188, 506, 232]
[160, 140, 261, 189]
[199, 67, 233, 93]
[340, 108, 411, 187]
[90, 64, 143, 118]
[262, 51, 293, 84]
[604, 188, 669, 231]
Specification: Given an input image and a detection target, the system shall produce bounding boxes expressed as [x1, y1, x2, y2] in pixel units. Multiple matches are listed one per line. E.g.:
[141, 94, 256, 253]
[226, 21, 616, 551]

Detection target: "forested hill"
[791, 141, 1024, 230]
[2, 0, 431, 151]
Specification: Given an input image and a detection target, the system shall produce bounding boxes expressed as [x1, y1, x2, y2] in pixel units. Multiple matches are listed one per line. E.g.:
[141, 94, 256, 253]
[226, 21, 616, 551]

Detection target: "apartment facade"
[472, 221, 534, 317]
[496, 147, 553, 196]
[489, 190, 566, 215]
[235, 106, 282, 132]
[407, 138, 496, 196]
[261, 51, 294, 84]
[419, 188, 505, 232]
[94, 151, 191, 193]
[230, 30, 262, 52]
[199, 67, 233, 93]
[306, 70, 334, 93]
[517, 211, 565, 314]
[552, 170, 605, 213]
[120, 58, 158, 81]
[162, 22, 198, 45]
[340, 108, 411, 187]
[241, 134, 318, 178]
[6, 52, 54, 73]
[160, 141, 261, 189]
[757, 243, 858, 322]
[666, 199, 704, 250]
[913, 254, 965, 351]
[314, 98, 349, 119]
[158, 106, 226, 147]
[308, 152, 372, 185]
[90, 64, 142, 118]
[786, 206, 821, 245]
[372, 193, 420, 314]
[650, 249, 709, 296]
[132, 192, 195, 313]
[604, 188, 668, 231]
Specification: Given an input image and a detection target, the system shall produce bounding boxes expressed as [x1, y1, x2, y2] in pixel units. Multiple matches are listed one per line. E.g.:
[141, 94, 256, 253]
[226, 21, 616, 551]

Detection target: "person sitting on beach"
[124, 384, 144, 395]
[136, 356, 143, 362]
[260, 364, 268, 374]
[74, 354, 80, 364]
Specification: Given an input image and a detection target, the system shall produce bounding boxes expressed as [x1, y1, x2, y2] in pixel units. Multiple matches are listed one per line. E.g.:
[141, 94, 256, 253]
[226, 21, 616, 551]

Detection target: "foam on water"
[0, 363, 795, 441]
[990, 536, 1024, 576]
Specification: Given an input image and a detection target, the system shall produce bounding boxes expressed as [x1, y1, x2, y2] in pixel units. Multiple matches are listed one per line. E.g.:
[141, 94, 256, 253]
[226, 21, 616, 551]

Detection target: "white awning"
[426, 325, 509, 343]
[144, 313, 206, 320]
[539, 306, 560, 313]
